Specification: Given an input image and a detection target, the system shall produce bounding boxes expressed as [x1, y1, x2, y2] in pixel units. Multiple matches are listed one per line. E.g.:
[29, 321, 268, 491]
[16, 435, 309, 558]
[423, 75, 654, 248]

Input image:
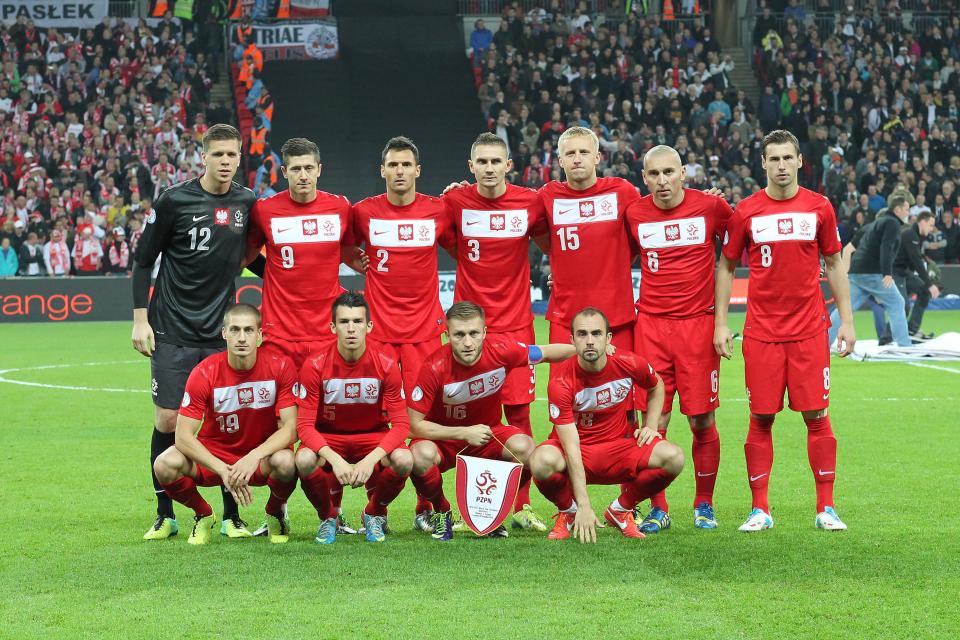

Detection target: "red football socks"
[744, 415, 775, 512]
[504, 403, 533, 511]
[533, 472, 574, 512]
[649, 426, 671, 511]
[410, 466, 450, 513]
[619, 468, 674, 511]
[301, 467, 335, 520]
[691, 422, 720, 506]
[265, 475, 297, 516]
[805, 415, 837, 512]
[161, 476, 212, 518]
[366, 467, 409, 517]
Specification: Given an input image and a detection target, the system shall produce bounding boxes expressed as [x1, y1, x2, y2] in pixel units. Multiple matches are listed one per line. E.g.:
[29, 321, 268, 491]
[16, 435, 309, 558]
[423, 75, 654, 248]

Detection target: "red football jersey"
[296, 341, 409, 454]
[722, 187, 842, 342]
[547, 350, 659, 446]
[179, 351, 298, 462]
[536, 178, 640, 328]
[247, 190, 352, 341]
[408, 338, 530, 429]
[441, 184, 545, 332]
[351, 193, 447, 343]
[626, 189, 733, 317]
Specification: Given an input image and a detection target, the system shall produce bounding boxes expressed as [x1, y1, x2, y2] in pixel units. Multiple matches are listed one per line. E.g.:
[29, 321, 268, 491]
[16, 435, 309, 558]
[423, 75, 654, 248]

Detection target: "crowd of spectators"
[0, 12, 231, 277]
[472, 0, 959, 267]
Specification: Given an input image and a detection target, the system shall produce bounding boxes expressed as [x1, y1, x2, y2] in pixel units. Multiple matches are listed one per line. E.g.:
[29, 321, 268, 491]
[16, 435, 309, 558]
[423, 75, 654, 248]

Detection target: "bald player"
[625, 146, 733, 533]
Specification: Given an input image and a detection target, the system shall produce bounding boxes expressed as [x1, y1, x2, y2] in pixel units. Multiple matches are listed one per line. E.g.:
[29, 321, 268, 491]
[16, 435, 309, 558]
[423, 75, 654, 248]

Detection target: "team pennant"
[455, 455, 523, 536]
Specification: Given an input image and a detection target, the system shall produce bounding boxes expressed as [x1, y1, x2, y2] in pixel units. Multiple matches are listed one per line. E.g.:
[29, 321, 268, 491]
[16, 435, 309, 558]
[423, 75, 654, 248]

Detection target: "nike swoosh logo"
[277, 227, 291, 233]
[755, 227, 768, 233]
[217, 395, 230, 404]
[749, 473, 768, 482]
[818, 470, 835, 476]
[642, 232, 656, 239]
[709, 396, 718, 403]
[696, 472, 715, 477]
[528, 388, 536, 394]
[607, 512, 628, 530]
[465, 221, 478, 226]
[822, 393, 830, 400]
[558, 209, 572, 215]
[373, 230, 388, 235]
[192, 215, 207, 222]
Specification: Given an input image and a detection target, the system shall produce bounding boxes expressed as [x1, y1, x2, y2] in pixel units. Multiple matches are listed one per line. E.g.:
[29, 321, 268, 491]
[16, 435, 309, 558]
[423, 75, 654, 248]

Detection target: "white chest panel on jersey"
[461, 209, 528, 238]
[442, 367, 507, 404]
[323, 377, 382, 405]
[270, 214, 341, 244]
[552, 193, 619, 225]
[636, 216, 708, 249]
[368, 218, 436, 247]
[213, 380, 277, 413]
[573, 377, 633, 412]
[750, 212, 818, 243]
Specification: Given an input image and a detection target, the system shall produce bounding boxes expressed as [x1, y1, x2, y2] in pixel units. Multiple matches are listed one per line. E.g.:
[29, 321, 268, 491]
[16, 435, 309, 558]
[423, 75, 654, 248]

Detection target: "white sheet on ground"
[849, 332, 960, 361]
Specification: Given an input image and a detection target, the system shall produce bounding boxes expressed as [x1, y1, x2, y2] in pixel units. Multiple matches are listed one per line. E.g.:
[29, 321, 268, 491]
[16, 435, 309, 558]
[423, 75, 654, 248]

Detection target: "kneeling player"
[530, 308, 684, 542]
[295, 292, 413, 544]
[153, 304, 299, 544]
[407, 301, 576, 541]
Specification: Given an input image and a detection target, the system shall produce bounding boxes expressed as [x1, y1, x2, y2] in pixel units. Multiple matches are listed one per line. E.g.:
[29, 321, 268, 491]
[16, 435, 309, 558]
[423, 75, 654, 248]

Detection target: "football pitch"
[1, 312, 958, 639]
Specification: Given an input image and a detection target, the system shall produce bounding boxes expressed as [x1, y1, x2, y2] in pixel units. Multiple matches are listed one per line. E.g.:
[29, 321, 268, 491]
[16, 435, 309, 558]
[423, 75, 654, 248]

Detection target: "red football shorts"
[537, 435, 659, 484]
[488, 325, 536, 406]
[411, 424, 526, 472]
[313, 430, 405, 464]
[392, 338, 442, 397]
[634, 312, 720, 416]
[548, 318, 635, 384]
[742, 331, 831, 414]
[260, 334, 335, 372]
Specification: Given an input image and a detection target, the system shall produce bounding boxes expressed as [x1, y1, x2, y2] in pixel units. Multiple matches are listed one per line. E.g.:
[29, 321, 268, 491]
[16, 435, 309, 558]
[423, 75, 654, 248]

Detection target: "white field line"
[0, 360, 148, 393]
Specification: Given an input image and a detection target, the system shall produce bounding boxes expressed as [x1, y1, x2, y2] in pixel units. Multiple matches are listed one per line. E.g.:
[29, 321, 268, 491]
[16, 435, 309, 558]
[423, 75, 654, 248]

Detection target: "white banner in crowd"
[243, 21, 338, 59]
[455, 455, 523, 536]
[0, 0, 106, 26]
[290, 0, 330, 17]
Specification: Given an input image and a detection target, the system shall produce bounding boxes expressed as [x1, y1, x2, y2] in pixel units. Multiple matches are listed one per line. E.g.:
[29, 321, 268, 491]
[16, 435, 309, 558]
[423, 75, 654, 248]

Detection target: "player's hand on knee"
[634, 426, 661, 446]
[131, 320, 156, 357]
[713, 325, 734, 360]
[573, 509, 600, 544]
[464, 425, 493, 447]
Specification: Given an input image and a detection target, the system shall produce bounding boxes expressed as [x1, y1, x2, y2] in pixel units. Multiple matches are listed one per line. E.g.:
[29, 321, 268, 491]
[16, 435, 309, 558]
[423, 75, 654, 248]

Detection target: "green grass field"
[1, 312, 958, 639]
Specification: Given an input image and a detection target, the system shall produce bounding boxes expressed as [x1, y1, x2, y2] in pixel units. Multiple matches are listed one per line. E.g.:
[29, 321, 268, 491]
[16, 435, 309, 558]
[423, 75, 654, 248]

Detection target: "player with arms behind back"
[348, 136, 449, 531]
[153, 304, 299, 544]
[295, 292, 413, 544]
[537, 127, 640, 370]
[625, 145, 733, 533]
[714, 129, 855, 532]
[132, 124, 257, 540]
[440, 132, 548, 531]
[530, 308, 684, 542]
[244, 137, 353, 369]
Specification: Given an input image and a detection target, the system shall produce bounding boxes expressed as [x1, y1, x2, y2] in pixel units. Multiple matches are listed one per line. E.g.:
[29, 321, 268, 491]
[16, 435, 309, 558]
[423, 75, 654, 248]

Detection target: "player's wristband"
[528, 344, 544, 364]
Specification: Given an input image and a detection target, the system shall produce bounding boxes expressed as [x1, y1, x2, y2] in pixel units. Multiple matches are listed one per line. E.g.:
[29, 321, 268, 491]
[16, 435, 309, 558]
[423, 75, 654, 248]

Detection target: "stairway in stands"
[262, 0, 485, 202]
[723, 47, 761, 103]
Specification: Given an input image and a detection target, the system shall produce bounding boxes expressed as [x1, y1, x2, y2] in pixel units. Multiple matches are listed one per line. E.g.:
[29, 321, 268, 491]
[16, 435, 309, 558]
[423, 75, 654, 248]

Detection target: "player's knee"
[802, 409, 827, 420]
[508, 435, 535, 462]
[270, 449, 296, 481]
[155, 408, 178, 434]
[153, 447, 184, 483]
[295, 447, 319, 475]
[651, 441, 684, 477]
[389, 448, 414, 476]
[530, 446, 562, 480]
[410, 441, 438, 475]
[688, 411, 715, 430]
